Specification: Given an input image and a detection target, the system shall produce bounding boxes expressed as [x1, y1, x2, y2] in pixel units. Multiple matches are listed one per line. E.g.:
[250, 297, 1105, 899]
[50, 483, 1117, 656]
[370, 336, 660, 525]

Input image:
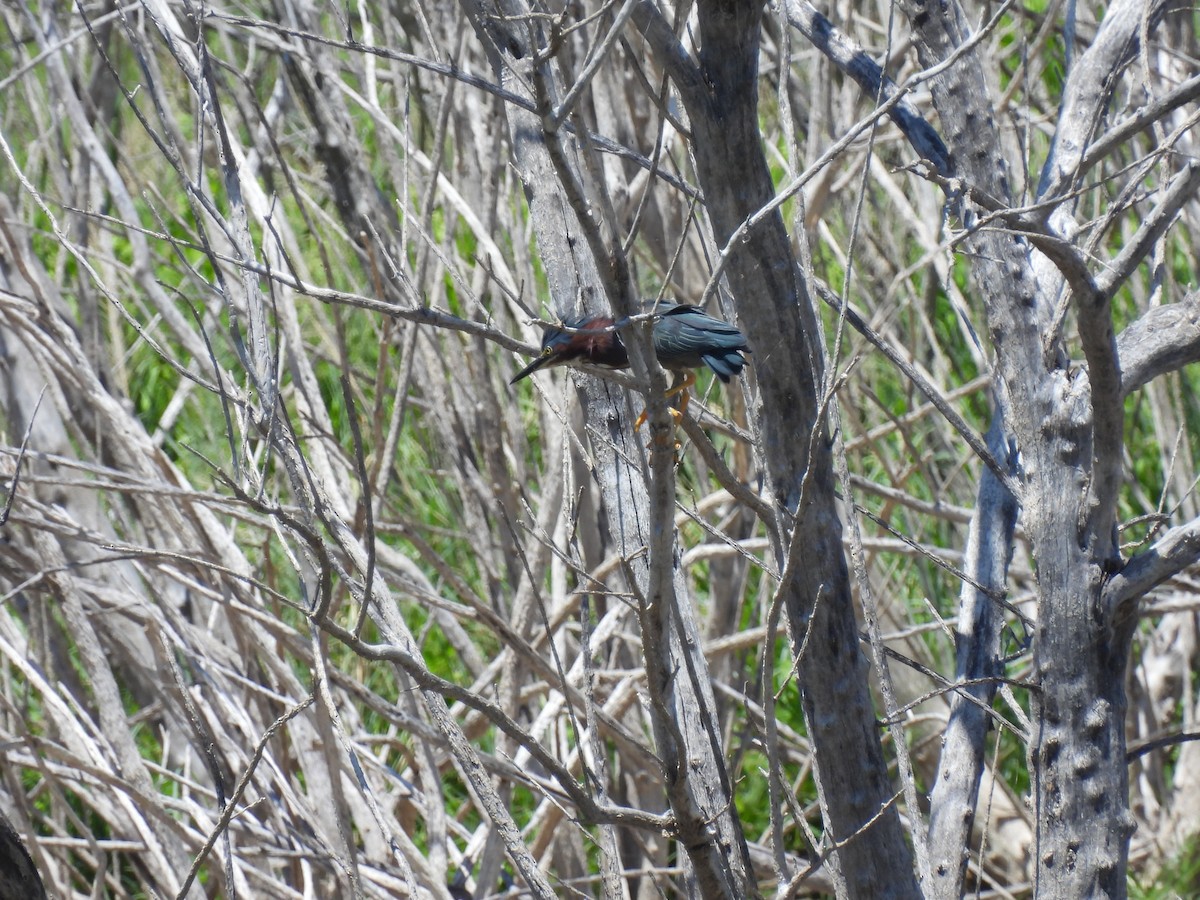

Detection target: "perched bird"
[511, 300, 748, 386]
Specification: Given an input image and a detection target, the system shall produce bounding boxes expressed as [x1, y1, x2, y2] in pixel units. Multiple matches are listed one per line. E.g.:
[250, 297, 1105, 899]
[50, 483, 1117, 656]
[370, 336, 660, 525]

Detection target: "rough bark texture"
[4, 1, 1199, 896]
[460, 2, 755, 895]
[898, 0, 1178, 895]
[925, 414, 1018, 897]
[636, 2, 923, 895]
[0, 810, 47, 900]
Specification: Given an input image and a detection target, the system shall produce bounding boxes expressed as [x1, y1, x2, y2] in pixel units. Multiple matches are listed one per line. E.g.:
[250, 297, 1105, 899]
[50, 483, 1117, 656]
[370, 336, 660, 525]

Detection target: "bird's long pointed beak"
[510, 351, 555, 385]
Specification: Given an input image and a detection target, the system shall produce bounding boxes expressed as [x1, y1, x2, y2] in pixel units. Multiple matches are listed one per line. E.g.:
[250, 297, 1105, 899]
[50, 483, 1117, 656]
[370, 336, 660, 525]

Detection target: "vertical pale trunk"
[459, 1, 755, 894]
[897, 0, 1154, 895]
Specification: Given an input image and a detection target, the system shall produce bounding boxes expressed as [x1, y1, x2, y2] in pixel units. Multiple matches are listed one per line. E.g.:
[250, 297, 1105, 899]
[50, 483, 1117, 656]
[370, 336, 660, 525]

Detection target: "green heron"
[510, 301, 749, 418]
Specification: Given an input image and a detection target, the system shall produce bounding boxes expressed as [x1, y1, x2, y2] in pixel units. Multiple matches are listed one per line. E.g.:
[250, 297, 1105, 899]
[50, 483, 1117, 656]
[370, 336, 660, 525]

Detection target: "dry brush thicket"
[0, 1, 1198, 898]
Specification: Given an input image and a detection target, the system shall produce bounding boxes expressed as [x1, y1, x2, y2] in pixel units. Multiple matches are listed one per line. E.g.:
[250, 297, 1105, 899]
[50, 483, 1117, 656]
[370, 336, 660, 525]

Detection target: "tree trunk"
[460, 1, 756, 894]
[897, 0, 1165, 894]
[638, 1, 923, 895]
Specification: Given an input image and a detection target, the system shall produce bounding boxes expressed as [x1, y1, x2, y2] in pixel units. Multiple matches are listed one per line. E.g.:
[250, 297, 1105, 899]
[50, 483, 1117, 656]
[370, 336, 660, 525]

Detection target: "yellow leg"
[664, 371, 696, 402]
[635, 372, 695, 430]
[675, 387, 690, 420]
[665, 371, 693, 422]
[634, 406, 683, 431]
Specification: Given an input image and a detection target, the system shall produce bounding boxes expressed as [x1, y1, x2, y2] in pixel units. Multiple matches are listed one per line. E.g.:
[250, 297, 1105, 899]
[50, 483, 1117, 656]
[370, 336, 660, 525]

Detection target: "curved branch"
[1036, 0, 1170, 199]
[1097, 159, 1200, 299]
[1117, 289, 1200, 396]
[1104, 517, 1200, 617]
[629, 1, 704, 100]
[1081, 72, 1200, 174]
[915, 168, 1123, 537]
[781, 0, 951, 175]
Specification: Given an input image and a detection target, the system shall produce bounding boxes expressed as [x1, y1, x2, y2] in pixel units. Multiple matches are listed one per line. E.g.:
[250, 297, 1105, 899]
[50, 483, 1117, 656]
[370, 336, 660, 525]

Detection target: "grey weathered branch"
[926, 413, 1020, 893]
[636, 1, 923, 894]
[781, 0, 951, 175]
[1081, 72, 1200, 173]
[1096, 159, 1200, 299]
[1036, 0, 1171, 199]
[1117, 289, 1200, 396]
[1104, 518, 1200, 617]
[460, 2, 755, 894]
[900, 0, 1180, 896]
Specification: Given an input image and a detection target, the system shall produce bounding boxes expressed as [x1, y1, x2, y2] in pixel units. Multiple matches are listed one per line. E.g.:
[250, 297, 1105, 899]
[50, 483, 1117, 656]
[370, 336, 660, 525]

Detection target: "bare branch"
[1097, 159, 1200, 299]
[1117, 289, 1200, 395]
[781, 0, 951, 175]
[1105, 518, 1200, 616]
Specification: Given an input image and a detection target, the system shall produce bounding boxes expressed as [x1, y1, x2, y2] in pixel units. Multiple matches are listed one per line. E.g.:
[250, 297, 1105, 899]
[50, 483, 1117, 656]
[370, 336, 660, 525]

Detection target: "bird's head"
[510, 317, 625, 384]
